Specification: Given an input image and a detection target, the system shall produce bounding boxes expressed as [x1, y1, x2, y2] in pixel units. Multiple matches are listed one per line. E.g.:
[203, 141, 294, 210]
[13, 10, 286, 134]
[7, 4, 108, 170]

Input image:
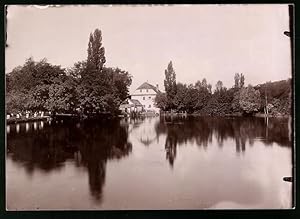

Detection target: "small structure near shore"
[6, 111, 50, 124]
[119, 99, 143, 114]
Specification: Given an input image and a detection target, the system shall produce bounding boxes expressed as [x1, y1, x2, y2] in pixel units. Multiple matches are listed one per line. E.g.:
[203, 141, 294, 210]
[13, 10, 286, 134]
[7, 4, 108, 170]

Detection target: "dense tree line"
[155, 62, 291, 116]
[6, 29, 132, 116]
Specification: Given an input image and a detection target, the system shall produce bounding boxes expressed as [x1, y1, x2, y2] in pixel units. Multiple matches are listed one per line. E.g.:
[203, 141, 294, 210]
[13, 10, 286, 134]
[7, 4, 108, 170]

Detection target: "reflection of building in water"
[7, 121, 47, 135]
[26, 123, 30, 132]
[128, 117, 159, 146]
[33, 122, 37, 130]
[120, 117, 144, 134]
[16, 124, 20, 133]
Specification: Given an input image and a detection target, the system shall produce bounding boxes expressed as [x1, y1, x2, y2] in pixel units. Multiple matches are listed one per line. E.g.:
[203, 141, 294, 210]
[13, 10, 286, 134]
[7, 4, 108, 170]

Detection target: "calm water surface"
[6, 116, 293, 210]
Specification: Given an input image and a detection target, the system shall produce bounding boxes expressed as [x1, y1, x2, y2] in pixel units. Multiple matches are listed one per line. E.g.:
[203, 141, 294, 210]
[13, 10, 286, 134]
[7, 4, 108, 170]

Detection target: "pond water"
[6, 116, 293, 210]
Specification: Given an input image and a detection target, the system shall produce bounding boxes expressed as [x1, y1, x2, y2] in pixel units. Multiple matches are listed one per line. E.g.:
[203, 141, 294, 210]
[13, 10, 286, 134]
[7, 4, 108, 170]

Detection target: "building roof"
[136, 82, 160, 93]
[120, 98, 143, 107]
[130, 99, 143, 106]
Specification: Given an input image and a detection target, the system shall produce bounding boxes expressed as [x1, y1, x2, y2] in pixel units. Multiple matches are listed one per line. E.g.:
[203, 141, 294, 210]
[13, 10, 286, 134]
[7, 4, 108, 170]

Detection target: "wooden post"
[265, 82, 269, 117]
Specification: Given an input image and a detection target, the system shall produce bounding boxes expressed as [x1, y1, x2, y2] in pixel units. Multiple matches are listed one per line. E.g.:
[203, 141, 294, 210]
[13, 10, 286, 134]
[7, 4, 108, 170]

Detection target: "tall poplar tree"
[87, 29, 106, 71]
[164, 61, 177, 110]
[234, 73, 240, 89]
[240, 73, 245, 88]
[234, 73, 245, 89]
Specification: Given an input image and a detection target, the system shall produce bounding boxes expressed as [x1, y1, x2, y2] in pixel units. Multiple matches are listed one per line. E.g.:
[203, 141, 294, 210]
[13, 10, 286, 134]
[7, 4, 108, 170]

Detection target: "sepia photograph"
[5, 4, 294, 210]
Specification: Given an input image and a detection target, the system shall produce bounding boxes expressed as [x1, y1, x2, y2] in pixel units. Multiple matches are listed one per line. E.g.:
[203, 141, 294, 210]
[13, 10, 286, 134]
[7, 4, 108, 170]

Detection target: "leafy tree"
[75, 65, 131, 114]
[231, 91, 241, 113]
[6, 74, 12, 93]
[26, 84, 50, 111]
[195, 80, 202, 90]
[172, 81, 212, 113]
[6, 58, 67, 113]
[195, 78, 210, 92]
[193, 79, 211, 111]
[108, 67, 132, 102]
[256, 79, 291, 115]
[185, 84, 199, 113]
[164, 61, 177, 110]
[173, 83, 188, 112]
[6, 90, 29, 114]
[76, 72, 111, 113]
[232, 73, 245, 113]
[154, 93, 168, 111]
[74, 29, 131, 115]
[201, 78, 207, 90]
[215, 80, 225, 93]
[239, 85, 261, 114]
[234, 73, 245, 89]
[207, 84, 212, 94]
[67, 61, 87, 79]
[45, 76, 79, 113]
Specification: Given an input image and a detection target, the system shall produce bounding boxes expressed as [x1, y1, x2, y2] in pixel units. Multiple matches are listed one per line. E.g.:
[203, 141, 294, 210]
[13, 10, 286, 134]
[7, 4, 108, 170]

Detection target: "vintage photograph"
[5, 4, 293, 210]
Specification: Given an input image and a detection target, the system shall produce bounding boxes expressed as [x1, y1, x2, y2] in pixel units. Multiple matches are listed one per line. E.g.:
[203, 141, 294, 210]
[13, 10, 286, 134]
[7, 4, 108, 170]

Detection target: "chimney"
[156, 84, 159, 90]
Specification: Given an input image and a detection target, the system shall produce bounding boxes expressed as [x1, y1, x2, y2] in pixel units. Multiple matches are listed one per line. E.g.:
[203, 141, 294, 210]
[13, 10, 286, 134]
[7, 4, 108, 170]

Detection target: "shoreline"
[6, 112, 290, 125]
[159, 112, 290, 118]
[7, 116, 50, 125]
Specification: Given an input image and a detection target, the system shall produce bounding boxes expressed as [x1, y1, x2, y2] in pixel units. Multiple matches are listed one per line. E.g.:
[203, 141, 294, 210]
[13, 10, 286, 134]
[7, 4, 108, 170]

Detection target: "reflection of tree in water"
[7, 122, 76, 175]
[165, 127, 177, 168]
[155, 116, 213, 167]
[155, 116, 291, 166]
[7, 119, 132, 203]
[76, 120, 132, 202]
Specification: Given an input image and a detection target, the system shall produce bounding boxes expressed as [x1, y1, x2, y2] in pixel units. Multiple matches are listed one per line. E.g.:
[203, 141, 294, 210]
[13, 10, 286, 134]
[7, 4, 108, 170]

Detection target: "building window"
[149, 105, 151, 108]
[143, 97, 145, 100]
[146, 89, 148, 92]
[148, 96, 151, 99]
[140, 89, 142, 92]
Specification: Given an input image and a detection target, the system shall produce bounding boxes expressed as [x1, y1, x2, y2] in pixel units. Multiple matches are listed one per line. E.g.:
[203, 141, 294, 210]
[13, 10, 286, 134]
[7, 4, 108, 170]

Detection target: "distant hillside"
[255, 79, 291, 99]
[255, 79, 292, 116]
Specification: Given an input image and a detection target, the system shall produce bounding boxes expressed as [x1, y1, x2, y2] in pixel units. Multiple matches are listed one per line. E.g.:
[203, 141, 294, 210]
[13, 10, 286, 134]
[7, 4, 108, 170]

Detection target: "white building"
[131, 82, 160, 113]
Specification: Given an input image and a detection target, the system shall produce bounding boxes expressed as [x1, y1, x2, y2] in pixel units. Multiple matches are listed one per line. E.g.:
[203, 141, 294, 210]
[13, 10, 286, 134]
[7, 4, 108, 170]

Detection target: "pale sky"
[6, 4, 292, 93]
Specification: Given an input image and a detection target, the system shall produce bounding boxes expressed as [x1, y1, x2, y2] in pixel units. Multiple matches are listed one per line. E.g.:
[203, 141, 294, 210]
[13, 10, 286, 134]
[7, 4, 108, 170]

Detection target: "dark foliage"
[155, 68, 291, 116]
